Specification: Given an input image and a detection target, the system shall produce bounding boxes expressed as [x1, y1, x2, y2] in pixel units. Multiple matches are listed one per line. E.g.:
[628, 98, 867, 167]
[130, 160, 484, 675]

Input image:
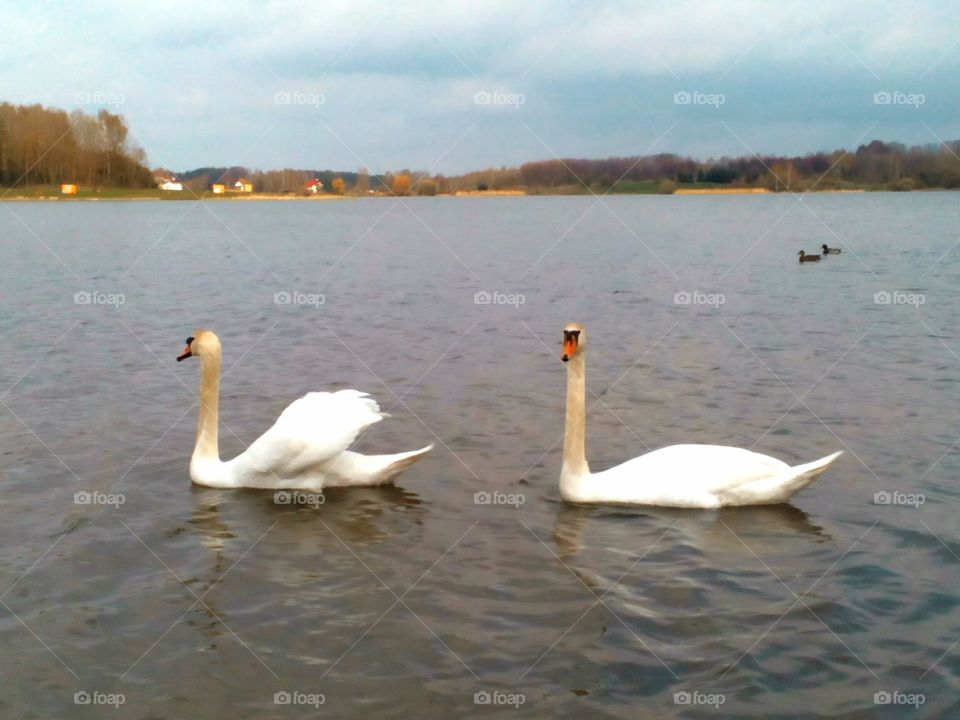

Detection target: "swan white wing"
[587, 445, 791, 506]
[602, 445, 788, 487]
[231, 389, 384, 481]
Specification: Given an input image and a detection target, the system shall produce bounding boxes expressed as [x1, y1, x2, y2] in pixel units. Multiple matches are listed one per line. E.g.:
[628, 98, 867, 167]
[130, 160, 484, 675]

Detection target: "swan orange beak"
[561, 335, 578, 362]
[177, 335, 196, 362]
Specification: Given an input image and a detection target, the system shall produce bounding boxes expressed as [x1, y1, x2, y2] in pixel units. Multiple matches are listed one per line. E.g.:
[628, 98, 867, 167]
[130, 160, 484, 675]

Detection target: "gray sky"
[5, 1, 958, 173]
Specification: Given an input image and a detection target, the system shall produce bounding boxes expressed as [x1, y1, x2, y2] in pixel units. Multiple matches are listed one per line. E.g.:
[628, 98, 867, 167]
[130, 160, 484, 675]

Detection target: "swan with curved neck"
[559, 323, 841, 507]
[177, 330, 432, 490]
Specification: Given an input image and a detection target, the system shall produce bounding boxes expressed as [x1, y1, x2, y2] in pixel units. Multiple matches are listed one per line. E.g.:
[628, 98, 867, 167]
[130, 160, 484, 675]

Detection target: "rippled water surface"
[1, 194, 959, 718]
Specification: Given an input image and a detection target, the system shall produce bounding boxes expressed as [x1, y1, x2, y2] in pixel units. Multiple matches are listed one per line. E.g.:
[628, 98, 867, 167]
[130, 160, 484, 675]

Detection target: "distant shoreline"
[0, 190, 355, 202]
[0, 186, 941, 201]
[454, 189, 526, 196]
[674, 187, 770, 195]
[672, 187, 868, 195]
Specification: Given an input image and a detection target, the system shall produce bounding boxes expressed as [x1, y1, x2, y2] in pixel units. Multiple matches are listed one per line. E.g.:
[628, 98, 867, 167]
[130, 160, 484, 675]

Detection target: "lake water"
[1, 194, 958, 718]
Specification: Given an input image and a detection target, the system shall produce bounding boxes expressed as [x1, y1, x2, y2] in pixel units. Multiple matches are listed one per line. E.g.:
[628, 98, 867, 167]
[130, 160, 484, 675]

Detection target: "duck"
[798, 250, 821, 263]
[176, 330, 432, 490]
[821, 244, 842, 255]
[558, 323, 841, 507]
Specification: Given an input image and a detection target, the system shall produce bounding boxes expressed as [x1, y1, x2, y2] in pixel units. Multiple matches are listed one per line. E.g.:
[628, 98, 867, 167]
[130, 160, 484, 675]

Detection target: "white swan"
[177, 330, 432, 490]
[558, 323, 841, 507]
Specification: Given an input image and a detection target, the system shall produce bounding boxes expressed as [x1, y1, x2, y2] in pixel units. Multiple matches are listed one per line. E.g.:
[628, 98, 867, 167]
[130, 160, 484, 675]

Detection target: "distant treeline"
[187, 139, 960, 196]
[446, 140, 960, 193]
[0, 102, 152, 188]
[4, 99, 956, 196]
[173, 166, 390, 194]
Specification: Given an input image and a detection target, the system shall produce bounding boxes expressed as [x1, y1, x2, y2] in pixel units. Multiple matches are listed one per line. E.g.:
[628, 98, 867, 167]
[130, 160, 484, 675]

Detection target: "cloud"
[0, 0, 956, 172]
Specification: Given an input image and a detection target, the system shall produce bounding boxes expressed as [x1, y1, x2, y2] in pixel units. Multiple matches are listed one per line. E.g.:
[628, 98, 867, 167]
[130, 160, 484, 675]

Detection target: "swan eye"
[185, 336, 194, 345]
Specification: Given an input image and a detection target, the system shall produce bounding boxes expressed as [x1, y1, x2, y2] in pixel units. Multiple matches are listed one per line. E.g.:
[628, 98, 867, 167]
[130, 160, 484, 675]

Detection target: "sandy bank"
[674, 187, 771, 195]
[454, 190, 526, 196]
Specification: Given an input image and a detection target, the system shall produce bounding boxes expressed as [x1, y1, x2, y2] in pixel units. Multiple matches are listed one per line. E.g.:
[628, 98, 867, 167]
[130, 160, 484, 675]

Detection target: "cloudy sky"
[5, 1, 958, 173]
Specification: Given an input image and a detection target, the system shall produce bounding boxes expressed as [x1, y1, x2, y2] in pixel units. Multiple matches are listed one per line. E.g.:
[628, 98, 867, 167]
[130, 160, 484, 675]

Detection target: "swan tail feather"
[721, 451, 842, 506]
[324, 445, 434, 486]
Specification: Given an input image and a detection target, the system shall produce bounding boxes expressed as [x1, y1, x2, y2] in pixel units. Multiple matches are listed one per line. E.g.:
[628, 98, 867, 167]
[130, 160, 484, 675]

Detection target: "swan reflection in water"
[544, 502, 834, 669]
[190, 483, 426, 554]
[552, 502, 831, 564]
[185, 484, 427, 642]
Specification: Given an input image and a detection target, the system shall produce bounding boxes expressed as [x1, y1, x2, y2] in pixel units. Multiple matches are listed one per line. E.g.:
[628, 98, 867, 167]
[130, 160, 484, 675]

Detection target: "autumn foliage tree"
[0, 102, 152, 188]
[330, 177, 346, 195]
[416, 178, 437, 196]
[391, 173, 412, 196]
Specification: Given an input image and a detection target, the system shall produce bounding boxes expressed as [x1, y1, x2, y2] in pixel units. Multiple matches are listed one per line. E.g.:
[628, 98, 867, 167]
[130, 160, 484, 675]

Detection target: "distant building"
[233, 180, 253, 193]
[305, 178, 323, 194]
[60, 183, 78, 195]
[211, 183, 225, 194]
[158, 178, 183, 191]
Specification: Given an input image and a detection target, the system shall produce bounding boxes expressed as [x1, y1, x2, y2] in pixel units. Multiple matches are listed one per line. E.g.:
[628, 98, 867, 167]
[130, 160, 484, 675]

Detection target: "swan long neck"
[194, 347, 221, 462]
[562, 350, 589, 493]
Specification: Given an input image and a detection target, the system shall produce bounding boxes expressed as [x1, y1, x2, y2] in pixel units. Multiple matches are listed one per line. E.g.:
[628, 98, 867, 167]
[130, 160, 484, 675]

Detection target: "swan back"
[564, 444, 840, 508]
